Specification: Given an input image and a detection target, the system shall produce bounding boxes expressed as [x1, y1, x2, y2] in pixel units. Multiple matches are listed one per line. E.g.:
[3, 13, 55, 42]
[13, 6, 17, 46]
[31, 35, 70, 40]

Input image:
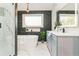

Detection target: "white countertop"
[47, 31, 79, 36]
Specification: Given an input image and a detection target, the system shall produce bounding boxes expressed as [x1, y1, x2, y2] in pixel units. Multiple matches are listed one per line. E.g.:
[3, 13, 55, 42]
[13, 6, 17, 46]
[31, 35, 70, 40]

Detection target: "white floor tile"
[18, 42, 50, 56]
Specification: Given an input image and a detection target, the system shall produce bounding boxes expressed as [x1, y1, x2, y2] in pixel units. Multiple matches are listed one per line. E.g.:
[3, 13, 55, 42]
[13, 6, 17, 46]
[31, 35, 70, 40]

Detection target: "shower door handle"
[0, 23, 1, 28]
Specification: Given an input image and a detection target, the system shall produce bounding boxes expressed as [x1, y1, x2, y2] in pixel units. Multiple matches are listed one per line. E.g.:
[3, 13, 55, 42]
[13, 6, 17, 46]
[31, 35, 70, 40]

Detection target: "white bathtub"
[18, 35, 38, 48]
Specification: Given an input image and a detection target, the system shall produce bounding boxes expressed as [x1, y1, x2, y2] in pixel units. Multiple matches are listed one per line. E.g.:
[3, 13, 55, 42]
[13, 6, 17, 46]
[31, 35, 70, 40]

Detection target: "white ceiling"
[18, 3, 55, 11]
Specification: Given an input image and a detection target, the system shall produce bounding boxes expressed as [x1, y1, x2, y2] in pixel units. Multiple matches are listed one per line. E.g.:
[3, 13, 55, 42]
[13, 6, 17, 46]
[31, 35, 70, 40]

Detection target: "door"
[0, 3, 15, 56]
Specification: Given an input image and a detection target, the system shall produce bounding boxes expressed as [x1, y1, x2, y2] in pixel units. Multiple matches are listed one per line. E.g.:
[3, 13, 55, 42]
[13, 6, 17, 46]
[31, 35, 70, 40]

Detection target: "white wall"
[52, 3, 68, 30]
[17, 3, 79, 32]
[61, 3, 75, 10]
[17, 3, 55, 31]
[17, 3, 69, 30]
[18, 3, 54, 11]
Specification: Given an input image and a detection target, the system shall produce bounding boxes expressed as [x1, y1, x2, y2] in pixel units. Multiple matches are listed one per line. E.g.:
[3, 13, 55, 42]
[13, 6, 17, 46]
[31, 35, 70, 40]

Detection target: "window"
[22, 14, 43, 28]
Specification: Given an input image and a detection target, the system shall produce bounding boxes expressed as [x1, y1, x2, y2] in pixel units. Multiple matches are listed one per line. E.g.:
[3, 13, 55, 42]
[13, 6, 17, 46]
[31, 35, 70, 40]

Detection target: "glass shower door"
[0, 3, 15, 56]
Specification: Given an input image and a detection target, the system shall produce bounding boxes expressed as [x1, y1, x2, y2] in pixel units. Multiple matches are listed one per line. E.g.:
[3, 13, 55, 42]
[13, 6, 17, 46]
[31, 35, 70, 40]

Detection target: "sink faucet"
[58, 27, 65, 33]
[62, 28, 65, 33]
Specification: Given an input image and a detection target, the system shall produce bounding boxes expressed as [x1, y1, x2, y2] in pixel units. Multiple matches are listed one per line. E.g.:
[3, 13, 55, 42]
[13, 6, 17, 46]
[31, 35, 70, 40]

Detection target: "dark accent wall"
[17, 11, 52, 36]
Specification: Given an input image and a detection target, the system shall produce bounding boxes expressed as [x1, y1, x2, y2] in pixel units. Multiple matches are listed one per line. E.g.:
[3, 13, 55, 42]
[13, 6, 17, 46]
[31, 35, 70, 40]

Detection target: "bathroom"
[0, 3, 79, 56]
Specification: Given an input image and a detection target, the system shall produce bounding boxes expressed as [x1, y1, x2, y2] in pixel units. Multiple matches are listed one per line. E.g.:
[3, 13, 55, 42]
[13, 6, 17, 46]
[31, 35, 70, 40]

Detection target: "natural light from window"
[22, 14, 43, 28]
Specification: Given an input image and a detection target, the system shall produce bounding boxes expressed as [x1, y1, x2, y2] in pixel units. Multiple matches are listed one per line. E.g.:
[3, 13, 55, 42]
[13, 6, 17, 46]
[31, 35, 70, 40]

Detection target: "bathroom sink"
[47, 31, 79, 36]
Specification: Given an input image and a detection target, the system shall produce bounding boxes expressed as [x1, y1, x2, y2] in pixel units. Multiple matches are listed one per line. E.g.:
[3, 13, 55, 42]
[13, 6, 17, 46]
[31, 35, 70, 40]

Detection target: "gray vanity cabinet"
[47, 31, 79, 56]
[58, 36, 74, 56]
[47, 32, 52, 55]
[58, 36, 79, 56]
[47, 32, 57, 56]
[51, 34, 57, 56]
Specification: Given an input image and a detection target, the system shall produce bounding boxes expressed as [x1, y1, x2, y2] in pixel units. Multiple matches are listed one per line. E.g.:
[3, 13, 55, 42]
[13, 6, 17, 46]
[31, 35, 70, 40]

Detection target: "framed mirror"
[57, 11, 77, 27]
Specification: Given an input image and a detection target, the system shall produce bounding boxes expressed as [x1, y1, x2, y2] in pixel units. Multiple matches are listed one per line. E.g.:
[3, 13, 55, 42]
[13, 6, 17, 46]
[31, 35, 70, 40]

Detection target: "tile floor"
[18, 42, 50, 56]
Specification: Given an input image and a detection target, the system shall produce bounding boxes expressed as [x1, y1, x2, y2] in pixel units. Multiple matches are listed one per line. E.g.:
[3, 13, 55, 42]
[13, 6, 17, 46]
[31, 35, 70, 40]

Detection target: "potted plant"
[54, 21, 62, 30]
[39, 31, 46, 43]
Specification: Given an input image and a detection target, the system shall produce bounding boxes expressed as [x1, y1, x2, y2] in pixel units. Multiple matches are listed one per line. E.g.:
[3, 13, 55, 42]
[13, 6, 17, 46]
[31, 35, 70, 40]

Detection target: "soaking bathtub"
[17, 35, 38, 55]
[17, 35, 38, 47]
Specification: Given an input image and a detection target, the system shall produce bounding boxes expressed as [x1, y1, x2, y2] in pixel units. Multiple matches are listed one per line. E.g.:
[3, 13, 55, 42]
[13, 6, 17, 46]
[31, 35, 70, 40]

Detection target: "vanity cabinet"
[47, 32, 57, 56]
[51, 34, 57, 56]
[47, 31, 79, 56]
[58, 36, 79, 56]
[58, 36, 74, 56]
[46, 32, 52, 55]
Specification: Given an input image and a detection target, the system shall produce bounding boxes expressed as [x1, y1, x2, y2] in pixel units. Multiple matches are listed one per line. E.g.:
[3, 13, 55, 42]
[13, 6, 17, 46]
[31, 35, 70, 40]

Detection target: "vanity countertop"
[47, 31, 79, 36]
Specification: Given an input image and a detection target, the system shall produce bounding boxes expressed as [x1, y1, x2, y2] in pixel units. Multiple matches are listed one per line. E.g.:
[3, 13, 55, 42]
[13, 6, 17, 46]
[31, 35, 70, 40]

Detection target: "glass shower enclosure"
[0, 3, 15, 56]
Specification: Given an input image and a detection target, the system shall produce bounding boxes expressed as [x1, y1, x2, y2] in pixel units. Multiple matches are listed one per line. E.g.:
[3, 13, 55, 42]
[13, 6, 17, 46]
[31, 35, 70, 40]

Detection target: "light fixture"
[26, 3, 29, 13]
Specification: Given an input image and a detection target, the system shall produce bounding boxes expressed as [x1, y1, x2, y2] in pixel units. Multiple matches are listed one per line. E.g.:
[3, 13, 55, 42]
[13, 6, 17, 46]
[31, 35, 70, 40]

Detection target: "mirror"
[57, 11, 76, 27]
[56, 3, 77, 27]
